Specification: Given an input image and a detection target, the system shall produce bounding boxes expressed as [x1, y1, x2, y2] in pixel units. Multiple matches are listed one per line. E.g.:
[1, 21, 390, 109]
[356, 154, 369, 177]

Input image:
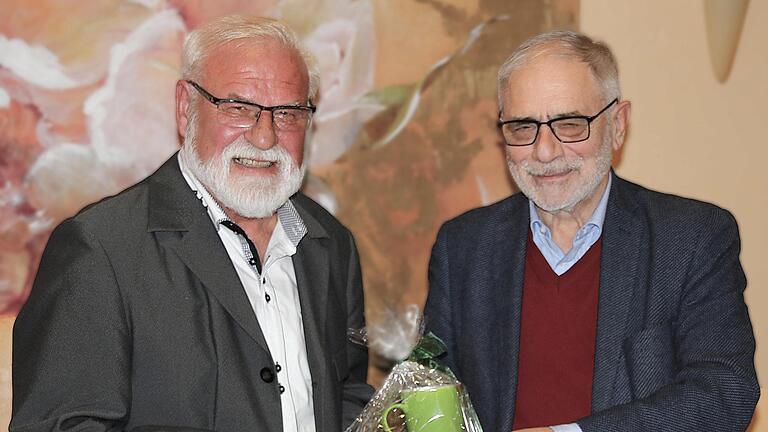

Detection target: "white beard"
[180, 117, 305, 218]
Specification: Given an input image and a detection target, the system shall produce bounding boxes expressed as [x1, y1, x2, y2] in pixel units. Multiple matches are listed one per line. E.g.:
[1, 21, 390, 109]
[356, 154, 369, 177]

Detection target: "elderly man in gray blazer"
[425, 31, 758, 431]
[12, 15, 372, 432]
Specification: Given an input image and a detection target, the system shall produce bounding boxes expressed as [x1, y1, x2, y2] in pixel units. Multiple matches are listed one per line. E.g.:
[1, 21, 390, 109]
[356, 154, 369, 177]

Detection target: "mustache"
[221, 138, 292, 164]
[519, 157, 583, 176]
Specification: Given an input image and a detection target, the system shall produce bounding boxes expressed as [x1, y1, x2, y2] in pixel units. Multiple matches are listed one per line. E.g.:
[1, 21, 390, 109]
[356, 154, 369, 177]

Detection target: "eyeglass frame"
[185, 80, 316, 130]
[497, 98, 619, 146]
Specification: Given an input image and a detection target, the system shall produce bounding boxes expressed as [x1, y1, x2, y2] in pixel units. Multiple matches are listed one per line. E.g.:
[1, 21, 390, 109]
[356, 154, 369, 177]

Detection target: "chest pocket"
[623, 322, 677, 398]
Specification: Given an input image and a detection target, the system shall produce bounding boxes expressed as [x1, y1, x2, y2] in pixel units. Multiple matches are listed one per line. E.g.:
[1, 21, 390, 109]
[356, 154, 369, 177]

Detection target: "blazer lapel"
[591, 175, 643, 412]
[290, 199, 331, 429]
[292, 239, 329, 355]
[492, 195, 529, 432]
[146, 156, 270, 353]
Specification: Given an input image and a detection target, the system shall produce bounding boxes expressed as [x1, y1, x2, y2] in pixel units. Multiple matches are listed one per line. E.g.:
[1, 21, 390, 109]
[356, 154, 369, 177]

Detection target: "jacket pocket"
[623, 322, 676, 399]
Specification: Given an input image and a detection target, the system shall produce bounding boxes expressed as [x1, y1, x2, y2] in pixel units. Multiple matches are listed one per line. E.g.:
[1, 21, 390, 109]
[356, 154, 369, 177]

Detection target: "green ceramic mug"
[380, 384, 464, 432]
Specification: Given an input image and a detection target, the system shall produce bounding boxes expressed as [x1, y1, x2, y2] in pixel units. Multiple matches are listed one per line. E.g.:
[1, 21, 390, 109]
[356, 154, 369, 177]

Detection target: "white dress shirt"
[179, 155, 316, 432]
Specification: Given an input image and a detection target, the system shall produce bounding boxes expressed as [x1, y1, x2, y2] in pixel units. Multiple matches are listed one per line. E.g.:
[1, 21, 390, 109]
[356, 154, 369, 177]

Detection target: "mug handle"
[380, 402, 407, 432]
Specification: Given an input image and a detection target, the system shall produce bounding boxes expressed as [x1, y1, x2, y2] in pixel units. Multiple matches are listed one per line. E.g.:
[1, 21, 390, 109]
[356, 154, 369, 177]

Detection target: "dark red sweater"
[512, 232, 602, 429]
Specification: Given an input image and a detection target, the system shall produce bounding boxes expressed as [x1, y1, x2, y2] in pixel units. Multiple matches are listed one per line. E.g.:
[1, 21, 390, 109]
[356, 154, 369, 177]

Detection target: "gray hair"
[181, 15, 320, 102]
[497, 30, 620, 109]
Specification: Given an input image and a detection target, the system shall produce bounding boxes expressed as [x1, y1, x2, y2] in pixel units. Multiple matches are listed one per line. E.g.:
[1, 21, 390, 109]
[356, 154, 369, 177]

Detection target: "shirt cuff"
[550, 423, 583, 432]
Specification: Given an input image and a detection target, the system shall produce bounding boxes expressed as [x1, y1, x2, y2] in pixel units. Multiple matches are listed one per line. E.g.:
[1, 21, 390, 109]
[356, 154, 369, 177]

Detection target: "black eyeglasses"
[186, 80, 316, 132]
[498, 98, 618, 146]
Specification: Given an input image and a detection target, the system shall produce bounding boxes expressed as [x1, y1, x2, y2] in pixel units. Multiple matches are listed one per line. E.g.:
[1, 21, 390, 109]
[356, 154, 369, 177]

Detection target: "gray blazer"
[425, 174, 759, 431]
[12, 156, 373, 432]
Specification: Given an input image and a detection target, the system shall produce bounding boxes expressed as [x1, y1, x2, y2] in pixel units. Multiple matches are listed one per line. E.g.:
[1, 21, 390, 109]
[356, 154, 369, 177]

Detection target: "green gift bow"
[406, 332, 456, 378]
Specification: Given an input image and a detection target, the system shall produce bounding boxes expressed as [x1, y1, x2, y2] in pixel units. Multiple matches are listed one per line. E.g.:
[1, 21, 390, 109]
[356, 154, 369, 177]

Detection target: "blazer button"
[260, 367, 274, 383]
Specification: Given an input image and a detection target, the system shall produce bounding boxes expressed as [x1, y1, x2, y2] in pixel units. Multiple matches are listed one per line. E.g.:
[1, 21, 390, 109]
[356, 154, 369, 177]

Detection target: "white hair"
[498, 30, 620, 108]
[181, 15, 320, 102]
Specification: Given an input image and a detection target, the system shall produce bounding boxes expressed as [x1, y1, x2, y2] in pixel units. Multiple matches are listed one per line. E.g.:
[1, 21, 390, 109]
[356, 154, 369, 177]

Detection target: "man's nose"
[531, 124, 565, 163]
[244, 110, 277, 150]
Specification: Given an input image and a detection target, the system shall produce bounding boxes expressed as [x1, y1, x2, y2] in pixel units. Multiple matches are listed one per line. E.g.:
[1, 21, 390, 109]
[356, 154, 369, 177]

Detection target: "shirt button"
[279, 384, 285, 394]
[265, 293, 271, 303]
[260, 367, 274, 383]
[249, 258, 257, 265]
[275, 363, 282, 373]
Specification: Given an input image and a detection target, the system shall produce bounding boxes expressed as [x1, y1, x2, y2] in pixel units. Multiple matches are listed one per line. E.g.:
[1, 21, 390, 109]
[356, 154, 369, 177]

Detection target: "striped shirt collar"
[177, 153, 307, 247]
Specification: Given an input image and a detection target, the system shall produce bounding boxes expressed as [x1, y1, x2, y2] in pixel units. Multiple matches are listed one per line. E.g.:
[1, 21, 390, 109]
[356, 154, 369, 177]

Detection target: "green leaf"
[360, 84, 414, 107]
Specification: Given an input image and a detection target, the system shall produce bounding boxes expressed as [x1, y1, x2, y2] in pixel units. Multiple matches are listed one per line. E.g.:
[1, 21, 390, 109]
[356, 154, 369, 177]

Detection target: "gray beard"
[179, 117, 305, 218]
[507, 133, 613, 213]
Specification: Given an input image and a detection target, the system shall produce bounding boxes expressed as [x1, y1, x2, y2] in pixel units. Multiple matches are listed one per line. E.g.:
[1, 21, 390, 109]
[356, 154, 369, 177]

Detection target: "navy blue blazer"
[425, 174, 759, 431]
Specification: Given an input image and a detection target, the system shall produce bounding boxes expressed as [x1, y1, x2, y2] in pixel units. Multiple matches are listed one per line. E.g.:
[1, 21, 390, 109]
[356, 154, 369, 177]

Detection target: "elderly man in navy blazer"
[425, 30, 759, 431]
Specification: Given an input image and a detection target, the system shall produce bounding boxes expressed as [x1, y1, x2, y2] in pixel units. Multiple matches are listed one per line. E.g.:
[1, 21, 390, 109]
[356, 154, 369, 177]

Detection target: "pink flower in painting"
[0, 4, 186, 314]
[297, 0, 383, 167]
[271, 0, 383, 213]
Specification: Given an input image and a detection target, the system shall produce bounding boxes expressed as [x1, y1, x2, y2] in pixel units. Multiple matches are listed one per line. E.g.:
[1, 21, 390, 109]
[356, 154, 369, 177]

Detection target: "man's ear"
[175, 80, 191, 138]
[611, 100, 632, 151]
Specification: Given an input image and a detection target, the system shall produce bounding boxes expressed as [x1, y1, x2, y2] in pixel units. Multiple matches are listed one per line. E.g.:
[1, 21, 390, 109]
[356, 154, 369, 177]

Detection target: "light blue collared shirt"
[529, 174, 612, 276]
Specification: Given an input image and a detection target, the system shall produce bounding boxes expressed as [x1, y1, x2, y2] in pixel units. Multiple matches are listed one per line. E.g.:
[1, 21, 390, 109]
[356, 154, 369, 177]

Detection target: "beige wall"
[581, 0, 768, 428]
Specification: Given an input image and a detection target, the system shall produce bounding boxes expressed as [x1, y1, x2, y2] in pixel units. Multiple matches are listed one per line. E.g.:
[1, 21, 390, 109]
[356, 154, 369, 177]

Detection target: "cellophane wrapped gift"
[346, 306, 483, 432]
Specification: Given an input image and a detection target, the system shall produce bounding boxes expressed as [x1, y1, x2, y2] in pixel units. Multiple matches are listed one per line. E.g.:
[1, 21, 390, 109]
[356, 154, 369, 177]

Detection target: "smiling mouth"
[233, 157, 275, 168]
[531, 169, 570, 177]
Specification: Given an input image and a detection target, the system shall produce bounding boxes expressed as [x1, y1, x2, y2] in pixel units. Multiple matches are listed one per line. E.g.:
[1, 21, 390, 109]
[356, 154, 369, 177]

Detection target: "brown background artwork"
[2, 0, 768, 430]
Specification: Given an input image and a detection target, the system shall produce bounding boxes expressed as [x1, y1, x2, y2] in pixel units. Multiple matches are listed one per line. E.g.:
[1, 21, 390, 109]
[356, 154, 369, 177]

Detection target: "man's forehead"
[200, 39, 309, 95]
[206, 38, 299, 66]
[501, 57, 601, 114]
[510, 56, 595, 89]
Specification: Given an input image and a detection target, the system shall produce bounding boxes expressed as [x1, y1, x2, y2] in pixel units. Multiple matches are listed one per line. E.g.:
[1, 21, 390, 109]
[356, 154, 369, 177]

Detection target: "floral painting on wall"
[0, 0, 577, 425]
